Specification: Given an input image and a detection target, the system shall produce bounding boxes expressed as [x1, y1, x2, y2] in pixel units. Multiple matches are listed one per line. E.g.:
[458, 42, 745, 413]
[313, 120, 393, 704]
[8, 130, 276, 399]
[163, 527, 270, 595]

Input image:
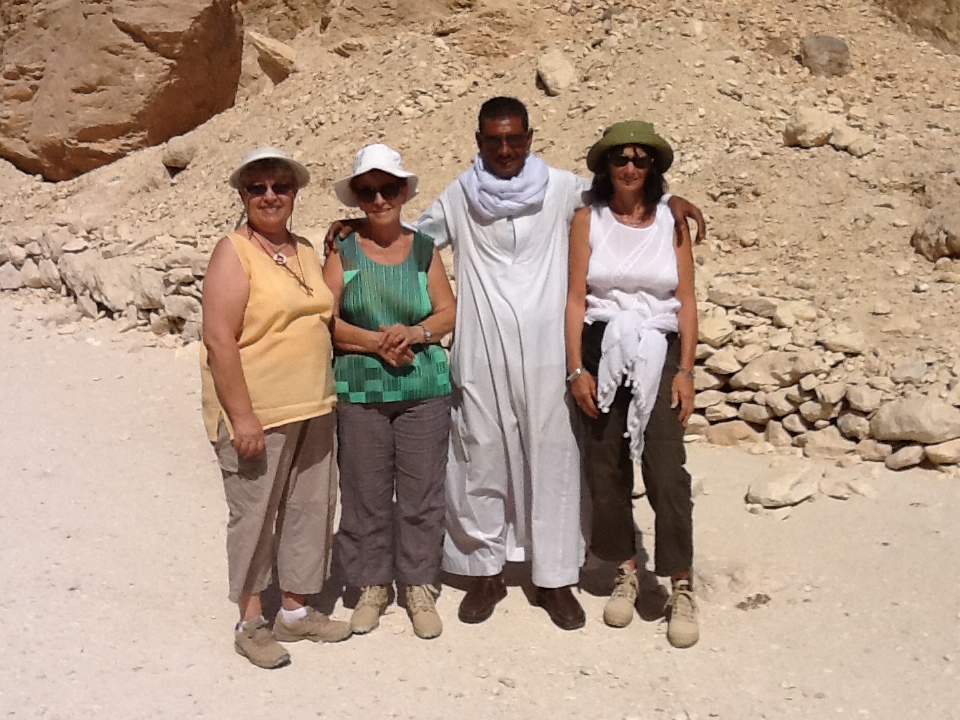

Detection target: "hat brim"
[229, 157, 311, 190]
[334, 169, 419, 208]
[586, 130, 674, 175]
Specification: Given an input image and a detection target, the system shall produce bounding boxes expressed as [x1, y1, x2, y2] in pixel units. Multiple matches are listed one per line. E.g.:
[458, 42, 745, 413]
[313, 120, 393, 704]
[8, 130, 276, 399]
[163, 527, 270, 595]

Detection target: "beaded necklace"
[247, 225, 313, 296]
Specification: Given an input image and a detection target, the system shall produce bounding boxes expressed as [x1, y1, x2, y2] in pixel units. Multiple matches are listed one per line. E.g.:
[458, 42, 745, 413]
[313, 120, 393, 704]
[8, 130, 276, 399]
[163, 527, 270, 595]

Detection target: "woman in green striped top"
[323, 144, 456, 640]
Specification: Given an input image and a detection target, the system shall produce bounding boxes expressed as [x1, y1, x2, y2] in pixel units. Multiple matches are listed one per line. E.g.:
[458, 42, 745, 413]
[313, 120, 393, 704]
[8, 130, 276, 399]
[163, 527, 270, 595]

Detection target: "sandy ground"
[2, 295, 959, 720]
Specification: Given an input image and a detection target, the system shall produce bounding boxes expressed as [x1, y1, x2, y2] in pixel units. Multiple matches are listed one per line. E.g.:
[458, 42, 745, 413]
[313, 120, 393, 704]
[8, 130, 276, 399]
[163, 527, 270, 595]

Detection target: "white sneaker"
[351, 585, 389, 634]
[666, 579, 699, 648]
[405, 585, 442, 639]
[603, 563, 639, 628]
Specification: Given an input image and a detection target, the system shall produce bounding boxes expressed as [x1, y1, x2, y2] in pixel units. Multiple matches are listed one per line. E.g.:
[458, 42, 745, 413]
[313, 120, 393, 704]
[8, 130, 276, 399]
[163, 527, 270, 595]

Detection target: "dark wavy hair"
[589, 145, 667, 206]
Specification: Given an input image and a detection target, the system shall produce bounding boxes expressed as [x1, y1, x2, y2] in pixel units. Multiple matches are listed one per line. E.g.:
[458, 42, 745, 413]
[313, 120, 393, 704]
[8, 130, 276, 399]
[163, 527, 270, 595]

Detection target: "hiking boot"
[351, 585, 389, 634]
[273, 607, 352, 643]
[603, 563, 639, 628]
[234, 616, 290, 669]
[405, 585, 442, 639]
[666, 579, 699, 648]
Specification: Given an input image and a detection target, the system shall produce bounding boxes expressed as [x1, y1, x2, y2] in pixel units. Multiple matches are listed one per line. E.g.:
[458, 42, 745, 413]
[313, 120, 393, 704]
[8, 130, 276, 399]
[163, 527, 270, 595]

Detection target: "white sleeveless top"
[585, 203, 681, 464]
[585, 203, 681, 324]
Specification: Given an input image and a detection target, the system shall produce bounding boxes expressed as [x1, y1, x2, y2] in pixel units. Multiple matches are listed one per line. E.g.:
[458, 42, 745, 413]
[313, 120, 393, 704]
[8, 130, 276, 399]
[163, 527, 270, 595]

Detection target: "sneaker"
[234, 616, 290, 669]
[666, 579, 699, 648]
[603, 563, 639, 628]
[351, 585, 389, 634]
[273, 607, 352, 643]
[405, 585, 442, 639]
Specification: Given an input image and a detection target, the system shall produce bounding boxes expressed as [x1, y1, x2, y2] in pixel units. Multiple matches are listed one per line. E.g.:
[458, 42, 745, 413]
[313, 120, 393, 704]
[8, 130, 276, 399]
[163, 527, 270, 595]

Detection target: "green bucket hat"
[586, 120, 674, 174]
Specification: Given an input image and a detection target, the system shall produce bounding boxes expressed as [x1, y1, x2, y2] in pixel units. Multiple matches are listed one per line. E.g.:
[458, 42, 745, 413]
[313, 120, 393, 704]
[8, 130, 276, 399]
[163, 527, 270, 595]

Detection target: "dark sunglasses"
[244, 182, 295, 197]
[609, 154, 654, 170]
[355, 182, 404, 203]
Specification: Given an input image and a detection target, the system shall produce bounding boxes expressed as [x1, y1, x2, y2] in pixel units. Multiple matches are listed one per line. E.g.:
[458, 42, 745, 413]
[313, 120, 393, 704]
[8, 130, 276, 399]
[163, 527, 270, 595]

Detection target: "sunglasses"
[244, 182, 295, 197]
[609, 154, 654, 169]
[354, 182, 404, 203]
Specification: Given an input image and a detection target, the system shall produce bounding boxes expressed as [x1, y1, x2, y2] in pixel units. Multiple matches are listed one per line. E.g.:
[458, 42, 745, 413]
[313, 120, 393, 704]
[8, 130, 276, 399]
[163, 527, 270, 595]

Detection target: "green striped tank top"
[333, 231, 451, 404]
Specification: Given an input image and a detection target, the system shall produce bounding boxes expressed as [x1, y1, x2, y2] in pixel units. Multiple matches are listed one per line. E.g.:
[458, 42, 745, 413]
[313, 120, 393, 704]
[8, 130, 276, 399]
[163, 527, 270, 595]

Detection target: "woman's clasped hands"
[375, 323, 419, 366]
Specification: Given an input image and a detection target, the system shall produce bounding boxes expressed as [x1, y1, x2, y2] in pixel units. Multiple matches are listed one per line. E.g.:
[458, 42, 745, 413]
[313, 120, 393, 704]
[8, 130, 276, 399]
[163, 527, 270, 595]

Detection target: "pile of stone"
[686, 273, 960, 472]
[0, 225, 206, 340]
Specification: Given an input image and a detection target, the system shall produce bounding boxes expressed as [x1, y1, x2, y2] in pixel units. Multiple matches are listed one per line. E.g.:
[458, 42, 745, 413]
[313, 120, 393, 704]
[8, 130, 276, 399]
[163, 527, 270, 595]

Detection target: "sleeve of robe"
[416, 194, 451, 249]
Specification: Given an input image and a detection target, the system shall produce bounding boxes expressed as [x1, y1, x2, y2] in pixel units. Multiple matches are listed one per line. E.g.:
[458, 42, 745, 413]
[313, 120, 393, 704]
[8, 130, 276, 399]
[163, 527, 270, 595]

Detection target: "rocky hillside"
[1, 0, 960, 472]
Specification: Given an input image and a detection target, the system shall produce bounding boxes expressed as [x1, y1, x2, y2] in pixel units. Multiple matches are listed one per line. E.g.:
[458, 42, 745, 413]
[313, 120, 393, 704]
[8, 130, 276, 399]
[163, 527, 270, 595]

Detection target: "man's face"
[476, 116, 533, 180]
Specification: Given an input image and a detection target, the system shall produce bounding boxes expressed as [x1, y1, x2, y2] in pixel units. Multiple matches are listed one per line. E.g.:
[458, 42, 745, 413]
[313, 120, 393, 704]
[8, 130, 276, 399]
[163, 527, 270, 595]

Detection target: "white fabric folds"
[596, 310, 679, 464]
[458, 152, 550, 221]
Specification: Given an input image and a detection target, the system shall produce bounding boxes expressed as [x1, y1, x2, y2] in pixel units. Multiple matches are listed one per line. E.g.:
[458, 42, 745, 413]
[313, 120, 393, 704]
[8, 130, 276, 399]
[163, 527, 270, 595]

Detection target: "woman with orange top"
[200, 147, 351, 670]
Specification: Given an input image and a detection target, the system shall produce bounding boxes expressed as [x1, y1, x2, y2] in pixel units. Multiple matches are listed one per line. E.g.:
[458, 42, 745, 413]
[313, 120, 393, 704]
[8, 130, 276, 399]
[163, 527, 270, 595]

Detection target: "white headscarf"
[458, 152, 550, 222]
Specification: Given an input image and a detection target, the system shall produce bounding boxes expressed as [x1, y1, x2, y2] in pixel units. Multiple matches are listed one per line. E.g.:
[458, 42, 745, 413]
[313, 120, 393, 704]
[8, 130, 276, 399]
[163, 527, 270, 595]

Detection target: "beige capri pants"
[215, 412, 338, 603]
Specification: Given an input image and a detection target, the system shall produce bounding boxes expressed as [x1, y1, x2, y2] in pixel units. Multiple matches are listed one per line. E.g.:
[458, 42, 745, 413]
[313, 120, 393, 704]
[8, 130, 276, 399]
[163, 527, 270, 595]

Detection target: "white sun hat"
[333, 143, 419, 207]
[229, 146, 311, 189]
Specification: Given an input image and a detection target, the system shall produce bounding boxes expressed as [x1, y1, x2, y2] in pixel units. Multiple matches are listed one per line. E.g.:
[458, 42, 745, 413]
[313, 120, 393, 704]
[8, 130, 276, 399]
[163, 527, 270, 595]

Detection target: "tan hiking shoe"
[603, 563, 639, 628]
[273, 607, 352, 643]
[351, 585, 389, 634]
[234, 617, 290, 669]
[405, 585, 442, 639]
[666, 579, 699, 648]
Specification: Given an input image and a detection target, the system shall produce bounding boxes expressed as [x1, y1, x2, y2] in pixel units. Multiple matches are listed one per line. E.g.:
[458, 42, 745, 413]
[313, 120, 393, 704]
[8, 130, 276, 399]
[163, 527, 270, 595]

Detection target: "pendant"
[272, 252, 287, 266]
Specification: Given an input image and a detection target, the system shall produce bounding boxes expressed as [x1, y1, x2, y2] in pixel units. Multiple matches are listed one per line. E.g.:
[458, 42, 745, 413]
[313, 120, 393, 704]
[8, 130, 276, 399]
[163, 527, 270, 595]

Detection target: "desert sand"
[3, 294, 959, 720]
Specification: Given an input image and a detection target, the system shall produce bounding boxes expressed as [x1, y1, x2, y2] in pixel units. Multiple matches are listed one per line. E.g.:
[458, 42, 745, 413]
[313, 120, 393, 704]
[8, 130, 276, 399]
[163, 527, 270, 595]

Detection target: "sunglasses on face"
[354, 182, 404, 204]
[609, 154, 654, 170]
[244, 182, 295, 197]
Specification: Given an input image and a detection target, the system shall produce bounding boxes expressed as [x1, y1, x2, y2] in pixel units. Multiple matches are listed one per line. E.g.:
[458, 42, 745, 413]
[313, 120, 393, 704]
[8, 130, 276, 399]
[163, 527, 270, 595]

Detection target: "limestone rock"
[765, 420, 793, 447]
[706, 420, 761, 446]
[161, 136, 198, 171]
[20, 259, 43, 288]
[247, 30, 298, 84]
[89, 258, 165, 312]
[782, 413, 809, 435]
[819, 326, 866, 355]
[38, 259, 62, 291]
[0, 262, 24, 290]
[765, 387, 797, 417]
[739, 403, 772, 426]
[798, 426, 856, 460]
[163, 294, 202, 322]
[783, 107, 835, 149]
[885, 445, 925, 471]
[911, 198, 960, 262]
[694, 390, 726, 409]
[856, 439, 892, 462]
[829, 125, 875, 158]
[698, 316, 735, 348]
[816, 382, 847, 405]
[685, 413, 709, 436]
[745, 464, 821, 508]
[730, 350, 822, 390]
[536, 47, 577, 96]
[819, 468, 871, 500]
[870, 397, 960, 444]
[925, 438, 960, 465]
[846, 385, 882, 413]
[0, 0, 243, 180]
[837, 412, 871, 440]
[705, 403, 738, 422]
[703, 347, 742, 375]
[799, 34, 852, 77]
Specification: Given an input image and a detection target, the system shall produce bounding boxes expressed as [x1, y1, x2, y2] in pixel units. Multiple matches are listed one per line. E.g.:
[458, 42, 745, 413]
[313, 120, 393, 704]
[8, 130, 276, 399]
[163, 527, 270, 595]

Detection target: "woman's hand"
[379, 323, 420, 353]
[671, 371, 696, 428]
[570, 371, 600, 419]
[231, 412, 265, 459]
[323, 218, 362, 257]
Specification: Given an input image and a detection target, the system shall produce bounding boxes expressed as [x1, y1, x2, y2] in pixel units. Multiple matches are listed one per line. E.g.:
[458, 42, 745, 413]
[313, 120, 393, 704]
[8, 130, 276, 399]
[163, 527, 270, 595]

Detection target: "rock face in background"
[874, 0, 960, 53]
[0, 0, 243, 181]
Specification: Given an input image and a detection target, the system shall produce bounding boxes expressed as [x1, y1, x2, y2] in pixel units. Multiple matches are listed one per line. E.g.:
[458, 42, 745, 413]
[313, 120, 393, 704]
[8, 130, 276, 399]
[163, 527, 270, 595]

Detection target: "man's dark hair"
[478, 96, 529, 132]
[590, 145, 667, 206]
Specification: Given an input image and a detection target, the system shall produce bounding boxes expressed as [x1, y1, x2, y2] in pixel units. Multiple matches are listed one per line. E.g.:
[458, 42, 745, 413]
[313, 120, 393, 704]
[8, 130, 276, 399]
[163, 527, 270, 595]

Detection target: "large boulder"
[870, 396, 960, 444]
[0, 0, 243, 181]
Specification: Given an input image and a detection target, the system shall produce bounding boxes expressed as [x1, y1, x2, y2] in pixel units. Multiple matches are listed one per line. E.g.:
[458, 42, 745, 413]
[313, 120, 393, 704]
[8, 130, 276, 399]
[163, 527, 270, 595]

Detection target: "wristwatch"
[419, 324, 433, 343]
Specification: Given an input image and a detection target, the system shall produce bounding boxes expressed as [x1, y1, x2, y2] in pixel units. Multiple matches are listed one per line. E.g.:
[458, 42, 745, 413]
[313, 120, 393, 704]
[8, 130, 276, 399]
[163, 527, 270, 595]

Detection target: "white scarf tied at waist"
[458, 152, 550, 222]
[596, 310, 680, 464]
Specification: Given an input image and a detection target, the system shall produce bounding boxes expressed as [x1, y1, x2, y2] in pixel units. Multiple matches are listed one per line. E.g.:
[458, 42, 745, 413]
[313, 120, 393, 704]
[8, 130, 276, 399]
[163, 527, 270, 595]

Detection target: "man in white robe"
[417, 97, 702, 630]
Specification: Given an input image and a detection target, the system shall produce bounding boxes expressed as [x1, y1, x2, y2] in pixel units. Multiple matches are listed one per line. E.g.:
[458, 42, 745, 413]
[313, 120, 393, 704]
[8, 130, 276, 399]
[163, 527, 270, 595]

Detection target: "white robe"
[418, 168, 589, 588]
